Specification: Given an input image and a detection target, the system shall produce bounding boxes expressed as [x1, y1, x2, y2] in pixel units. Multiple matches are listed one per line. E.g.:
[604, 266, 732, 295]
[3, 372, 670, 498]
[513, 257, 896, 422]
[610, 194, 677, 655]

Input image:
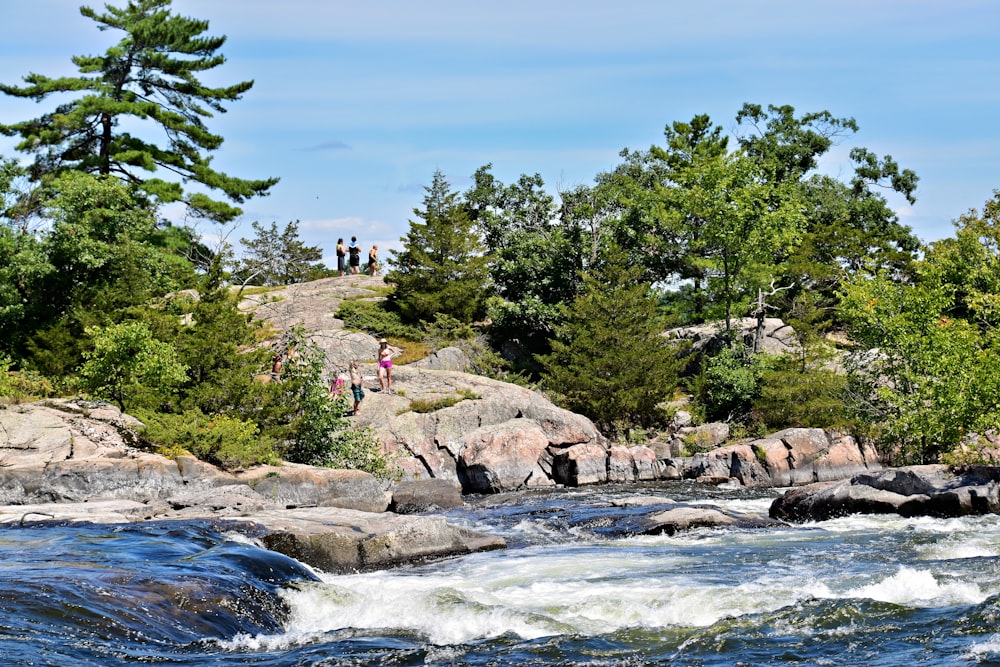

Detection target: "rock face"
[237, 277, 615, 493]
[663, 428, 881, 489]
[667, 317, 800, 361]
[234, 278, 879, 494]
[353, 368, 610, 492]
[0, 400, 389, 511]
[0, 400, 506, 572]
[769, 465, 1000, 521]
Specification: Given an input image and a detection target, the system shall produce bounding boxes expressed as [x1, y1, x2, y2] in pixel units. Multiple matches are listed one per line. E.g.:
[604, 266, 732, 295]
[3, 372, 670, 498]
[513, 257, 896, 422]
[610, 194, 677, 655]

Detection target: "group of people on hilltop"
[335, 236, 379, 277]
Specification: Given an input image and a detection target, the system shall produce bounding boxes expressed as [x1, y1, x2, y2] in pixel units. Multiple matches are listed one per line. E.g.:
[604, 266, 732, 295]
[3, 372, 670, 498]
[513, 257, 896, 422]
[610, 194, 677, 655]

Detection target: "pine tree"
[0, 0, 277, 222]
[387, 170, 489, 324]
[538, 255, 684, 437]
[235, 220, 323, 286]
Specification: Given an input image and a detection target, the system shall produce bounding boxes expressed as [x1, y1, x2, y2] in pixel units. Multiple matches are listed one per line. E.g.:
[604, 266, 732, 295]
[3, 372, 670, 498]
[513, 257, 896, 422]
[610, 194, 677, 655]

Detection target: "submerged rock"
[641, 505, 784, 535]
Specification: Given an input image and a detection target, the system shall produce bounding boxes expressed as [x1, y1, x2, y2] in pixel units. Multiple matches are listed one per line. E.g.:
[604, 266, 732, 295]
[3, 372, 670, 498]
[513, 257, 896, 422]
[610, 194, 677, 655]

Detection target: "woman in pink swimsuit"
[377, 338, 393, 393]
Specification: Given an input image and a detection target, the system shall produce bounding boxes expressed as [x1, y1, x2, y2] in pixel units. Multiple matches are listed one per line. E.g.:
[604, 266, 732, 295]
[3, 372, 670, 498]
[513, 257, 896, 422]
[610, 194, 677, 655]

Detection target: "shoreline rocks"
[0, 399, 505, 572]
[770, 465, 1000, 522]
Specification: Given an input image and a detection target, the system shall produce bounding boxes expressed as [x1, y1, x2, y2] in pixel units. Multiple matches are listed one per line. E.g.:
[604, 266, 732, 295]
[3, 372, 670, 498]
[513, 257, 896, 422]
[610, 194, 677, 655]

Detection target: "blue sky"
[1, 1, 999, 267]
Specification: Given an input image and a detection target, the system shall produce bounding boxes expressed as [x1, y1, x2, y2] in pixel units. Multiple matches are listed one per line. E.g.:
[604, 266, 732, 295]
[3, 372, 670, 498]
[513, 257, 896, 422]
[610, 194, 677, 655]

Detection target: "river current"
[4, 481, 1000, 665]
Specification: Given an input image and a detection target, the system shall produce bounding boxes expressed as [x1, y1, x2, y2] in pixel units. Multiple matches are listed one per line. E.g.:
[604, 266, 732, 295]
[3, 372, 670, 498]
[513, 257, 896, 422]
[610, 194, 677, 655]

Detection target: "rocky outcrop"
[352, 368, 610, 492]
[0, 500, 505, 573]
[558, 495, 785, 537]
[0, 400, 505, 572]
[234, 278, 877, 495]
[409, 346, 470, 371]
[388, 478, 465, 513]
[667, 317, 800, 360]
[0, 400, 389, 511]
[236, 277, 614, 493]
[640, 505, 784, 535]
[665, 428, 881, 488]
[245, 507, 505, 573]
[769, 465, 1000, 521]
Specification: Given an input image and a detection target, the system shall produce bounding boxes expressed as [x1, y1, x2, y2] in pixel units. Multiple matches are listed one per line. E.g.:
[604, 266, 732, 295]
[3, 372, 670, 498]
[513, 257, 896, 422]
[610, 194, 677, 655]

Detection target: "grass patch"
[401, 389, 481, 414]
[392, 339, 430, 365]
[237, 285, 281, 297]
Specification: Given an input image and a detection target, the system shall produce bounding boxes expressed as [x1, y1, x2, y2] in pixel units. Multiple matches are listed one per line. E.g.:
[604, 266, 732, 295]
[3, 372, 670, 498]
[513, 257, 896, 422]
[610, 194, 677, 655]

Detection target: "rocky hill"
[233, 275, 880, 493]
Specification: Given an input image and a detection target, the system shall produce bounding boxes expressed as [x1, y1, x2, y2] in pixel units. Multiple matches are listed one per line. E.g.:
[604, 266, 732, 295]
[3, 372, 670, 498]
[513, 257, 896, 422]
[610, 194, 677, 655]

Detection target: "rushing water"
[5, 482, 1000, 665]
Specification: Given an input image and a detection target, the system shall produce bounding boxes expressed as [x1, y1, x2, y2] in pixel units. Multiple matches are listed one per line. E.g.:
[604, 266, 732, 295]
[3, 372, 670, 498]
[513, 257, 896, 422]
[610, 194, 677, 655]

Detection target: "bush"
[278, 329, 395, 478]
[335, 299, 422, 339]
[753, 354, 853, 431]
[0, 355, 56, 403]
[137, 408, 280, 470]
[690, 345, 768, 423]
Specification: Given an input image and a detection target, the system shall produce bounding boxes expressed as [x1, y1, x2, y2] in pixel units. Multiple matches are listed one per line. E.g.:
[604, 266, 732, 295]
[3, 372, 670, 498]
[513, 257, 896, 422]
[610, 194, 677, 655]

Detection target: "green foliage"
[538, 256, 684, 437]
[79, 320, 188, 411]
[658, 145, 806, 329]
[137, 408, 280, 470]
[2, 172, 204, 371]
[277, 328, 392, 478]
[232, 220, 326, 286]
[593, 104, 918, 331]
[840, 194, 1000, 464]
[422, 312, 476, 343]
[0, 354, 55, 403]
[335, 299, 423, 339]
[0, 0, 277, 222]
[466, 164, 583, 363]
[752, 353, 852, 430]
[387, 170, 490, 324]
[0, 214, 52, 353]
[691, 345, 769, 423]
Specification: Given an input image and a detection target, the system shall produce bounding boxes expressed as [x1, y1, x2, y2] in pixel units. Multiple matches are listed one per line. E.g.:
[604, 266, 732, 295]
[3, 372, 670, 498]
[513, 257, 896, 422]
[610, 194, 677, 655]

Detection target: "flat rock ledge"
[0, 500, 505, 574]
[770, 464, 1000, 522]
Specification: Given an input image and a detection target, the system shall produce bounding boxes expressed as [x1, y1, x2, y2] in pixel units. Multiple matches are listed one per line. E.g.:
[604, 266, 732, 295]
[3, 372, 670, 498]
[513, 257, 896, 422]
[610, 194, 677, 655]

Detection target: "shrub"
[689, 345, 768, 423]
[137, 408, 280, 469]
[335, 299, 422, 339]
[278, 328, 394, 478]
[753, 354, 853, 431]
[0, 355, 56, 403]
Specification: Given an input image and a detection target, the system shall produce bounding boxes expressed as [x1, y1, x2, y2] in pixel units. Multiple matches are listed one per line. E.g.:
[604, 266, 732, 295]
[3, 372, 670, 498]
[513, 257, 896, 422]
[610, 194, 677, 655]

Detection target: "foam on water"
[219, 497, 1000, 658]
[225, 541, 840, 650]
[844, 565, 988, 606]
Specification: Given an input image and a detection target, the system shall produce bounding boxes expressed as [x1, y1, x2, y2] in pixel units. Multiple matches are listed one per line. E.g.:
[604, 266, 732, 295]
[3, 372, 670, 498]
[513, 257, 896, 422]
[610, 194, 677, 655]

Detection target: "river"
[3, 481, 1000, 665]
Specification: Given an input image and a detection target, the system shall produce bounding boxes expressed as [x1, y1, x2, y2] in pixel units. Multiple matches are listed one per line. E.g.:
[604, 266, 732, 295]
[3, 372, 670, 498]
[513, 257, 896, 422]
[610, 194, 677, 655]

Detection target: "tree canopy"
[0, 0, 277, 222]
[387, 170, 490, 324]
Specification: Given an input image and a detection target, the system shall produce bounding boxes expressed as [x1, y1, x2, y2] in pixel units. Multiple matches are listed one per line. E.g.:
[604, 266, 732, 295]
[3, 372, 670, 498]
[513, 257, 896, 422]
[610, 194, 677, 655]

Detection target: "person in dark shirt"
[348, 236, 361, 274]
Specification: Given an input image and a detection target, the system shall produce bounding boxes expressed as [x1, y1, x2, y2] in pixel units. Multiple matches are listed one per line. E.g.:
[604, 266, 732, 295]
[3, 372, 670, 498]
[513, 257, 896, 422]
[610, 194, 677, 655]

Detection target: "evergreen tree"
[0, 0, 277, 222]
[387, 170, 489, 324]
[234, 220, 324, 286]
[538, 255, 684, 438]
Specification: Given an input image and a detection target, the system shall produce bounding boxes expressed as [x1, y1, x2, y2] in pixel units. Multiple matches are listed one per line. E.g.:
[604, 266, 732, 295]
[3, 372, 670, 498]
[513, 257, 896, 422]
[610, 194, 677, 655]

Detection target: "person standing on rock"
[377, 338, 393, 393]
[349, 360, 364, 415]
[348, 236, 361, 274]
[336, 238, 346, 276]
[368, 245, 379, 277]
